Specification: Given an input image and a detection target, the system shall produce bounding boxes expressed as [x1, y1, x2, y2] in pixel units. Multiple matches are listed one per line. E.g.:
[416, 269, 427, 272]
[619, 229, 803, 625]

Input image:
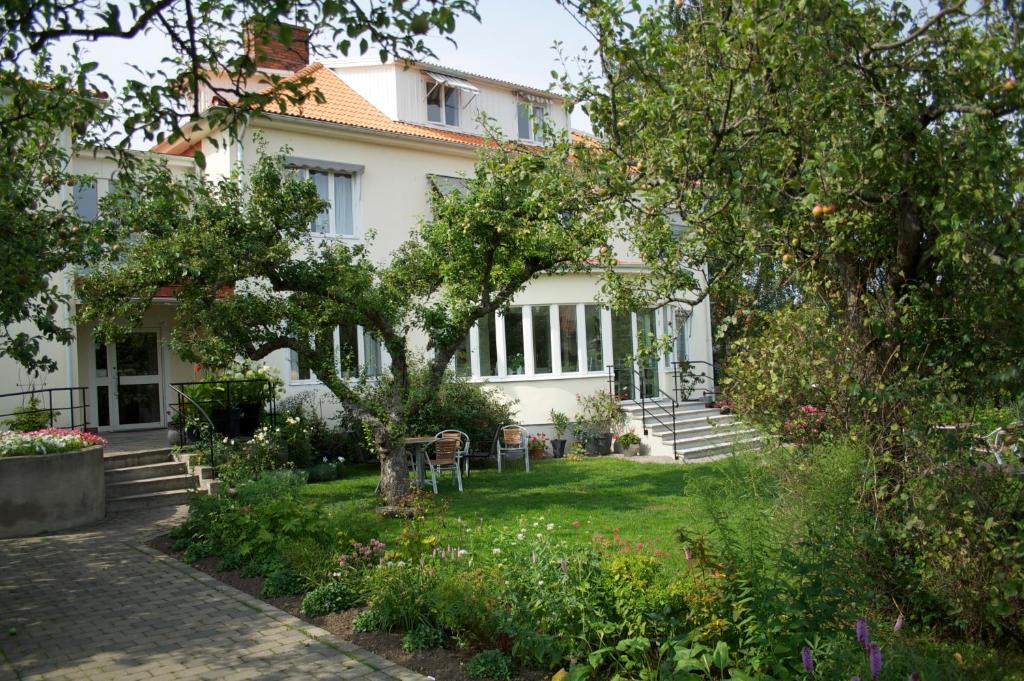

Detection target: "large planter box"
[0, 445, 105, 539]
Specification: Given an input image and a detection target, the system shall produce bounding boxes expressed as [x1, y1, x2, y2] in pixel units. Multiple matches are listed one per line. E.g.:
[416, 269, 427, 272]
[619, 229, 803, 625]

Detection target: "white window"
[427, 83, 460, 126]
[292, 168, 356, 237]
[73, 182, 98, 221]
[289, 324, 386, 383]
[517, 102, 546, 142]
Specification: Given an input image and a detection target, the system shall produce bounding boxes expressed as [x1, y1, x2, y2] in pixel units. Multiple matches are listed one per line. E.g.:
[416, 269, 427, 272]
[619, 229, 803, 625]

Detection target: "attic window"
[425, 71, 479, 126]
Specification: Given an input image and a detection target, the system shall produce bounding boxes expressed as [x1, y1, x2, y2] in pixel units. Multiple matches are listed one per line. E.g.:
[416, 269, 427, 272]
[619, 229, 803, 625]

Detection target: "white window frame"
[288, 165, 361, 240]
[517, 101, 547, 142]
[426, 81, 460, 127]
[288, 324, 389, 386]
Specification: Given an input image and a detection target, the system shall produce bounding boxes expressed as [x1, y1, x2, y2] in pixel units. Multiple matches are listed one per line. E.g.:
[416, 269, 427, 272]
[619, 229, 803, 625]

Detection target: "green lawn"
[302, 456, 772, 555]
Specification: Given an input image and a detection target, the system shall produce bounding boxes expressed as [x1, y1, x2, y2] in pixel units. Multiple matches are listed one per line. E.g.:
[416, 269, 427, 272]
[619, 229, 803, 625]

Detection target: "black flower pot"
[551, 439, 567, 458]
[590, 433, 613, 455]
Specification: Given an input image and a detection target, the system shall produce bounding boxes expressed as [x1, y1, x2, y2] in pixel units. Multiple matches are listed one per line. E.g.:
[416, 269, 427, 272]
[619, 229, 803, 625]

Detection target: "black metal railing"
[607, 363, 680, 460]
[671, 360, 716, 404]
[169, 384, 219, 478]
[0, 387, 90, 431]
[170, 378, 277, 437]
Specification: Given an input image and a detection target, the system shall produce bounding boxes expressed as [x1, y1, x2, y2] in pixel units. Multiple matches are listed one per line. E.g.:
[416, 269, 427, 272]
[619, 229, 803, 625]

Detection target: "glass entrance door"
[95, 331, 164, 430]
[610, 310, 661, 401]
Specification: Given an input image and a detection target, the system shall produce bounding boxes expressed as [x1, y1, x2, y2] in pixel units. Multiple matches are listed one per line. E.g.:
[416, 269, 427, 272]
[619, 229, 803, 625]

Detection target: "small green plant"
[576, 390, 627, 435]
[617, 430, 641, 448]
[401, 622, 446, 652]
[305, 461, 338, 483]
[5, 396, 54, 432]
[353, 608, 386, 632]
[301, 580, 362, 617]
[549, 409, 571, 439]
[467, 650, 513, 680]
[260, 568, 306, 598]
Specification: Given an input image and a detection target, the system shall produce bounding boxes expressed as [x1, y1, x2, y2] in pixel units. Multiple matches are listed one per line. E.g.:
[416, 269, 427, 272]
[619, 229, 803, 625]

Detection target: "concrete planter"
[0, 445, 105, 539]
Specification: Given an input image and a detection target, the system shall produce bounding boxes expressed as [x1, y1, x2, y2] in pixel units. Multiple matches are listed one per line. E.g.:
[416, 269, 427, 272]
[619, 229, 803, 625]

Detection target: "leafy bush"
[305, 461, 338, 483]
[724, 304, 860, 434]
[466, 650, 513, 681]
[170, 471, 362, 582]
[575, 390, 627, 435]
[260, 568, 306, 598]
[4, 396, 55, 432]
[401, 623, 446, 652]
[371, 364, 517, 452]
[301, 580, 362, 617]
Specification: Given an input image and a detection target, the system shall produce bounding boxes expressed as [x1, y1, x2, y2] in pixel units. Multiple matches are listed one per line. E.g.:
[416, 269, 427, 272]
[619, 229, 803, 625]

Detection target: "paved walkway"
[0, 507, 426, 681]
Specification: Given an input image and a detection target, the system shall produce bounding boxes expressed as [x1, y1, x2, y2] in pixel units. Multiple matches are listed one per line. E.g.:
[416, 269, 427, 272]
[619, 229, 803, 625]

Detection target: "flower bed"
[0, 428, 107, 458]
[0, 429, 107, 538]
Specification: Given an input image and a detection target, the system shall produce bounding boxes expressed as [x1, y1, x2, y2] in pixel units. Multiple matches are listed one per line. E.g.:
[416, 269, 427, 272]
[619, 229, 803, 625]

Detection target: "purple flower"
[855, 618, 870, 651]
[869, 643, 883, 680]
[851, 678, 860, 681]
[894, 613, 905, 632]
[908, 674, 920, 681]
[801, 646, 814, 678]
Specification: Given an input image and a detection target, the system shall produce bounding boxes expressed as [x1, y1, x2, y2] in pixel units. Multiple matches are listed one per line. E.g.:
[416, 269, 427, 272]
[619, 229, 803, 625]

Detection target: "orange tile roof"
[153, 62, 491, 154]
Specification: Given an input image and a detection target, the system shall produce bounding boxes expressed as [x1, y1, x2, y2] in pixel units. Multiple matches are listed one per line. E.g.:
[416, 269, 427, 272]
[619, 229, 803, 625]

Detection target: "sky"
[53, 0, 598, 145]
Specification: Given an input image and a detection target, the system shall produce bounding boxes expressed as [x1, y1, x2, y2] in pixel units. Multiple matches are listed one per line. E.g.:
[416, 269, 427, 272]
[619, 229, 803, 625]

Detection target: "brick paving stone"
[0, 506, 427, 681]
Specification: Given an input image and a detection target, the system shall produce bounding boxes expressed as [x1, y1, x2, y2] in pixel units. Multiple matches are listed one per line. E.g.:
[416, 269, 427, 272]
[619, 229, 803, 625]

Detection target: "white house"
[0, 29, 716, 448]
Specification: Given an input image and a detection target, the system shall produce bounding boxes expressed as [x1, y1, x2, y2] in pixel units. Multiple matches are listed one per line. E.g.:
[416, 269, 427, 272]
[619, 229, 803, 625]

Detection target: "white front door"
[94, 330, 165, 431]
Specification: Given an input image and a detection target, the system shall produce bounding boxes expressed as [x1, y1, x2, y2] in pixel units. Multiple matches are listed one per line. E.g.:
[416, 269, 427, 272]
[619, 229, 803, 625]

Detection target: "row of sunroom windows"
[290, 305, 688, 383]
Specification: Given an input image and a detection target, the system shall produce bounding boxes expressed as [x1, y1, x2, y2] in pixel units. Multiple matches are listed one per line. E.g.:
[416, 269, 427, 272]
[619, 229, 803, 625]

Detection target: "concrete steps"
[621, 399, 763, 461]
[104, 448, 200, 513]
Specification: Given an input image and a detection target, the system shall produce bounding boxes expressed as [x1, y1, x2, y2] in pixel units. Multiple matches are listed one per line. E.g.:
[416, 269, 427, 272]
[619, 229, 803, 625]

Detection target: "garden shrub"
[466, 650, 513, 681]
[3, 396, 54, 432]
[170, 471, 364, 582]
[370, 364, 518, 452]
[301, 580, 362, 617]
[401, 622, 446, 652]
[305, 461, 338, 483]
[724, 303, 861, 434]
[260, 568, 306, 598]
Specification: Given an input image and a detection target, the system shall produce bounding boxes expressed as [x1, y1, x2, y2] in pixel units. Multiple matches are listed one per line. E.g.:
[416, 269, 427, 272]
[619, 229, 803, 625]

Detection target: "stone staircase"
[103, 448, 199, 512]
[622, 399, 763, 461]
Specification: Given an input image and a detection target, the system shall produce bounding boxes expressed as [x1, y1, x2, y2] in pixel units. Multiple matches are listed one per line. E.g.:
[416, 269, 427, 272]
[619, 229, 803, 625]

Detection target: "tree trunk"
[377, 442, 410, 504]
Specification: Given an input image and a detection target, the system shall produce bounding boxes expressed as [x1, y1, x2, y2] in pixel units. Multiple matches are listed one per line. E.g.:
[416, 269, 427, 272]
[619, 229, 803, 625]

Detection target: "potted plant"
[167, 410, 184, 446]
[618, 429, 642, 456]
[576, 390, 627, 455]
[549, 409, 570, 458]
[528, 433, 548, 460]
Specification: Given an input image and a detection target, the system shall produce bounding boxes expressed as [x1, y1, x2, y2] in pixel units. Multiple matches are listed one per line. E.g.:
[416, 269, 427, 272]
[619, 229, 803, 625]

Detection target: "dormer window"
[424, 71, 479, 127]
[427, 83, 459, 126]
[517, 102, 546, 142]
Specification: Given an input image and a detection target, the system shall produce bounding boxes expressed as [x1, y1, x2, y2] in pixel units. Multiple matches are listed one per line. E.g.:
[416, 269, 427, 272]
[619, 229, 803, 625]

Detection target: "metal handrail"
[171, 378, 278, 433]
[672, 360, 716, 404]
[169, 384, 218, 479]
[607, 362, 680, 460]
[0, 387, 90, 431]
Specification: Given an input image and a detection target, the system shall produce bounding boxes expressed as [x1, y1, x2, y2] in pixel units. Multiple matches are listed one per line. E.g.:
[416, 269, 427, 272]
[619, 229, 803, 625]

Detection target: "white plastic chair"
[494, 425, 530, 473]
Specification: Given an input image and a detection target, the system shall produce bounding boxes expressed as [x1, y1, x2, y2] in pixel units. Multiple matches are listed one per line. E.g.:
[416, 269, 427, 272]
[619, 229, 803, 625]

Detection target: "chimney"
[244, 21, 310, 72]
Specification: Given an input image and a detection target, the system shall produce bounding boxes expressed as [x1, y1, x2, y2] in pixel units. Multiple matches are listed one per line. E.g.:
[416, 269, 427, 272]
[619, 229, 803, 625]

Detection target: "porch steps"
[104, 448, 200, 513]
[622, 399, 765, 461]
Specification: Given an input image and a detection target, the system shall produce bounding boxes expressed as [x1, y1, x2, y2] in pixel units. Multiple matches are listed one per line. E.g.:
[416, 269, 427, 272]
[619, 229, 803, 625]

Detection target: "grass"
[301, 455, 775, 554]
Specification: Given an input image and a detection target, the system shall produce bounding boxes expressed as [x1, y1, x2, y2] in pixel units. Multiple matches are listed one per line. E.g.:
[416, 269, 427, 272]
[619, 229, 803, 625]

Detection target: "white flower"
[536, 533, 542, 539]
[537, 580, 544, 586]
[222, 437, 229, 444]
[532, 522, 539, 527]
[337, 456, 345, 463]
[331, 572, 341, 577]
[457, 549, 468, 557]
[546, 523, 555, 531]
[322, 457, 328, 463]
[516, 532, 525, 541]
[492, 548, 501, 555]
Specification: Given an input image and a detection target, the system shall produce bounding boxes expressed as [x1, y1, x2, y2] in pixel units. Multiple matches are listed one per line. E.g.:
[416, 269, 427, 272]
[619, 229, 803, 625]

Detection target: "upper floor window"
[517, 102, 547, 142]
[292, 168, 355, 237]
[427, 82, 460, 126]
[74, 182, 98, 221]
